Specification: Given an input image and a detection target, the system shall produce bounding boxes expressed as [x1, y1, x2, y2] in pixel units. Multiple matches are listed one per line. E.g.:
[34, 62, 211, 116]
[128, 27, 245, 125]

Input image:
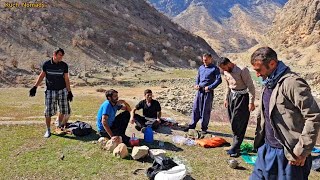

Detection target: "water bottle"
[144, 126, 154, 143]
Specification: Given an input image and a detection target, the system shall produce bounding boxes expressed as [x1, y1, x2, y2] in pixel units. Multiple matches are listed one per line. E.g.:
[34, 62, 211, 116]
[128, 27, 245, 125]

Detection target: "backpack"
[67, 121, 93, 136]
[146, 156, 178, 180]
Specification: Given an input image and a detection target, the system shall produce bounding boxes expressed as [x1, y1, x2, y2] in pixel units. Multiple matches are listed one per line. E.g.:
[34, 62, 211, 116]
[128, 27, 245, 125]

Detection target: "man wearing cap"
[184, 53, 222, 134]
[218, 57, 256, 157]
[29, 48, 73, 138]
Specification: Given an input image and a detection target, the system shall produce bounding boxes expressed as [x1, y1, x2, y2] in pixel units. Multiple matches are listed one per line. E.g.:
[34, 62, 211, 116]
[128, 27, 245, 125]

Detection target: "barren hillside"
[149, 0, 287, 53]
[0, 0, 218, 87]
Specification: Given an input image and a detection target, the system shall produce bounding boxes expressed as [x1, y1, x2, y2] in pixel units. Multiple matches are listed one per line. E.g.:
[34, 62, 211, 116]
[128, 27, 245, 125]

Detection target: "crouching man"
[96, 89, 131, 145]
[130, 89, 162, 132]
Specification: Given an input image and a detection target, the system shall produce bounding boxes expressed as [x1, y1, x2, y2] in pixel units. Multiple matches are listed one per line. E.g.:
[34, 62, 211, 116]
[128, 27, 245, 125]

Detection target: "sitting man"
[130, 89, 162, 132]
[96, 89, 131, 145]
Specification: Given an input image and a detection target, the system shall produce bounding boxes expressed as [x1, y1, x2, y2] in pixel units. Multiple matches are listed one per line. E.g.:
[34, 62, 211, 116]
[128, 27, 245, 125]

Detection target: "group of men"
[30, 47, 320, 179]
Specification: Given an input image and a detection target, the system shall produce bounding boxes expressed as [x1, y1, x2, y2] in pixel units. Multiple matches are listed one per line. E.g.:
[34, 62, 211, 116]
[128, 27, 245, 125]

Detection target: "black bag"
[67, 121, 92, 136]
[146, 156, 178, 180]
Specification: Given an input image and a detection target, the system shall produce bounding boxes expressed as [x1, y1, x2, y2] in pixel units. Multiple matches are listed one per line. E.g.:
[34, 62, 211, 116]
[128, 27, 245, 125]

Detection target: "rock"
[105, 137, 122, 152]
[113, 143, 128, 159]
[131, 146, 149, 160]
[149, 149, 167, 159]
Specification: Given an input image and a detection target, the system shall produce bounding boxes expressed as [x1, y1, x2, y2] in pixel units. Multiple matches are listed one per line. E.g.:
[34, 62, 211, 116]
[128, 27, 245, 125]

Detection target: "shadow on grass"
[138, 139, 183, 152]
[155, 125, 173, 135]
[184, 175, 196, 180]
[207, 131, 254, 141]
[53, 131, 100, 142]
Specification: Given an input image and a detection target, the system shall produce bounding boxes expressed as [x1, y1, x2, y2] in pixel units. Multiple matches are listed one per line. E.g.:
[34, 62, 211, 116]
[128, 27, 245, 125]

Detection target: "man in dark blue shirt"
[29, 48, 73, 138]
[185, 53, 222, 133]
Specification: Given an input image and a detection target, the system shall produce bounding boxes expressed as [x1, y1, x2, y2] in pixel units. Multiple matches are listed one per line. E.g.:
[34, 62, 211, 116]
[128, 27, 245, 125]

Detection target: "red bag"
[129, 133, 140, 147]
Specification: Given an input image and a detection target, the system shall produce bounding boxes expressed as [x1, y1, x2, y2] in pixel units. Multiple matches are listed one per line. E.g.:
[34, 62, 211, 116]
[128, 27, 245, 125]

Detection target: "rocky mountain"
[148, 0, 288, 53]
[267, 0, 320, 93]
[0, 0, 218, 87]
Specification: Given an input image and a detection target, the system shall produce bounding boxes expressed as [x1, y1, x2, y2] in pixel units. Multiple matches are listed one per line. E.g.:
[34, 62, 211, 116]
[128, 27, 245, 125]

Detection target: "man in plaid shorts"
[29, 48, 73, 138]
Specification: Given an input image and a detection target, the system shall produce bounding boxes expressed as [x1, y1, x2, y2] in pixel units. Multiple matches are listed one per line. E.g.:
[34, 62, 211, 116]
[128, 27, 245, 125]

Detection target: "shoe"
[230, 152, 240, 158]
[227, 149, 240, 158]
[200, 130, 207, 135]
[44, 130, 51, 138]
[183, 127, 190, 132]
[135, 125, 142, 131]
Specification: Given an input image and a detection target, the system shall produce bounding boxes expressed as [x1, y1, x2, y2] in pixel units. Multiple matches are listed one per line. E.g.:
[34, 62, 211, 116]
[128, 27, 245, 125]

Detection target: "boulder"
[131, 145, 149, 160]
[113, 143, 129, 159]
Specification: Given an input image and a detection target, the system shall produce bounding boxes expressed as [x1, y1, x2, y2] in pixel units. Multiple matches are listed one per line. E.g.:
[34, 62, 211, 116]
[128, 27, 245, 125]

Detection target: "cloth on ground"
[196, 137, 229, 148]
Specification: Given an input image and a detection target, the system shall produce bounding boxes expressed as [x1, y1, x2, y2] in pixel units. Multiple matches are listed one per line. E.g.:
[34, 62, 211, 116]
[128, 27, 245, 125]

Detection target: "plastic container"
[172, 135, 187, 145]
[144, 126, 154, 143]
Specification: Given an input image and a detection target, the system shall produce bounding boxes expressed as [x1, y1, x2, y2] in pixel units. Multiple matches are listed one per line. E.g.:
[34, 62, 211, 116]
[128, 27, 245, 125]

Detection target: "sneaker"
[44, 130, 51, 138]
[230, 152, 240, 158]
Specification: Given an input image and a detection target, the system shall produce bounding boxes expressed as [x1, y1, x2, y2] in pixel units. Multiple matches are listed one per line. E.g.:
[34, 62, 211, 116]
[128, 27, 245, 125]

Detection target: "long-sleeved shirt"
[195, 63, 222, 90]
[223, 65, 255, 103]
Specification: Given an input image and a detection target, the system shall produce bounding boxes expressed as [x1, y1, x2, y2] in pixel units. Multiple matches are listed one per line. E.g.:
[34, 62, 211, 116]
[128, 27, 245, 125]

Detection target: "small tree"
[143, 51, 155, 68]
[11, 59, 18, 68]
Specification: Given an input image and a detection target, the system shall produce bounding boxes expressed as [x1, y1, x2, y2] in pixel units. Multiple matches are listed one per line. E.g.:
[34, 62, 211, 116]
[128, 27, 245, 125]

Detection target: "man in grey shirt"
[218, 57, 256, 157]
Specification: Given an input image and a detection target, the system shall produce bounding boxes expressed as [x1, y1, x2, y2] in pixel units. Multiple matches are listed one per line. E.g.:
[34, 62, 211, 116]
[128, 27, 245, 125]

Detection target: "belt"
[230, 88, 248, 100]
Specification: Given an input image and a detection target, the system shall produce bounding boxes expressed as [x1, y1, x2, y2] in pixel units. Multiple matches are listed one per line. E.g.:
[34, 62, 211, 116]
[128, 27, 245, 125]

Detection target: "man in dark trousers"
[130, 89, 162, 132]
[184, 53, 222, 134]
[218, 57, 256, 157]
[96, 89, 132, 145]
[29, 48, 73, 138]
[249, 47, 320, 179]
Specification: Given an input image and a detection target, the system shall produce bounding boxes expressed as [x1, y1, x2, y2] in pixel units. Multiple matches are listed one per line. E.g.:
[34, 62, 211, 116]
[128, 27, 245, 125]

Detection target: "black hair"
[144, 89, 152, 95]
[202, 53, 212, 58]
[251, 47, 278, 65]
[105, 89, 118, 99]
[217, 57, 231, 66]
[54, 48, 65, 56]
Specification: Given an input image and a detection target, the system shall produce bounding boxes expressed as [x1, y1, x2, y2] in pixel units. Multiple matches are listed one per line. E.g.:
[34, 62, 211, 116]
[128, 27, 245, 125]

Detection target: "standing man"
[96, 89, 132, 145]
[29, 48, 73, 138]
[217, 57, 256, 157]
[184, 53, 222, 134]
[250, 47, 320, 179]
[130, 89, 162, 132]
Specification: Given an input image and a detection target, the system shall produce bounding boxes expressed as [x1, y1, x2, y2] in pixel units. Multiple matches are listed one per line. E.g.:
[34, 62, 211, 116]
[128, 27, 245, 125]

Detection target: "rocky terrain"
[148, 0, 288, 53]
[0, 0, 218, 87]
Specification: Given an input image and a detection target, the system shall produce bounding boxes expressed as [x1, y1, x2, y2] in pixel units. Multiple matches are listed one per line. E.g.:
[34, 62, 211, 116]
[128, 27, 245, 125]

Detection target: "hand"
[204, 86, 209, 92]
[156, 118, 161, 123]
[117, 99, 125, 104]
[249, 103, 255, 111]
[130, 118, 135, 124]
[289, 155, 307, 166]
[67, 91, 73, 102]
[194, 85, 200, 90]
[29, 86, 37, 97]
[111, 136, 120, 142]
[224, 100, 228, 108]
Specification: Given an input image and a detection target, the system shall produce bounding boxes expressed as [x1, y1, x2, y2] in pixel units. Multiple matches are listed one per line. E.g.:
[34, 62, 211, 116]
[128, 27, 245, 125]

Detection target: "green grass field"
[1, 87, 319, 179]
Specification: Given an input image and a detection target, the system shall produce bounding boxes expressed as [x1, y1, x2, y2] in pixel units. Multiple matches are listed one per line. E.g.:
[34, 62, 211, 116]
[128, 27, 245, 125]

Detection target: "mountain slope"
[148, 0, 288, 53]
[0, 0, 218, 87]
